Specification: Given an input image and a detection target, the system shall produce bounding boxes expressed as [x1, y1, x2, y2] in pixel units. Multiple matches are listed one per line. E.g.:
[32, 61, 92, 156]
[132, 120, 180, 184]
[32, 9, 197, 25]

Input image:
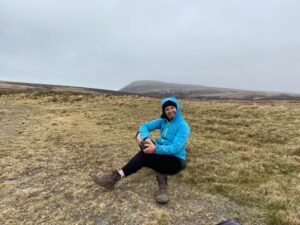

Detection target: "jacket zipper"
[164, 122, 171, 138]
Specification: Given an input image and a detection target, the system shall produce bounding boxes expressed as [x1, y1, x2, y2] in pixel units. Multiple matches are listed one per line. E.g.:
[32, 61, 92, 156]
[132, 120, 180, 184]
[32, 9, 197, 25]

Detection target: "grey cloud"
[1, 0, 300, 93]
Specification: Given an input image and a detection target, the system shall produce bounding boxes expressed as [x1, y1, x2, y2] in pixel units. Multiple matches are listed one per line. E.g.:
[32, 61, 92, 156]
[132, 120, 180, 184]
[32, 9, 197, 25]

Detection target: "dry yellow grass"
[0, 92, 299, 225]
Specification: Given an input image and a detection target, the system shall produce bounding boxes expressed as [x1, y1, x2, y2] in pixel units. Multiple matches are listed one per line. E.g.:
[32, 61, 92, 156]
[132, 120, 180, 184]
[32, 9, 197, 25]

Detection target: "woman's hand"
[143, 140, 156, 154]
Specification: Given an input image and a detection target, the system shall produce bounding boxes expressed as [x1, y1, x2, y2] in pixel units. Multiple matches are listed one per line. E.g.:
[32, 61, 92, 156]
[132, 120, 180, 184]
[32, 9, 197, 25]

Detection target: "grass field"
[0, 92, 299, 225]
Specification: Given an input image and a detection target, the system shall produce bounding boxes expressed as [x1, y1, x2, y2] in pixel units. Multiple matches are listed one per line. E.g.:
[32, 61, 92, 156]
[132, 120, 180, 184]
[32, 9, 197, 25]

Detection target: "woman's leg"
[121, 150, 182, 177]
[120, 148, 182, 204]
[91, 132, 181, 189]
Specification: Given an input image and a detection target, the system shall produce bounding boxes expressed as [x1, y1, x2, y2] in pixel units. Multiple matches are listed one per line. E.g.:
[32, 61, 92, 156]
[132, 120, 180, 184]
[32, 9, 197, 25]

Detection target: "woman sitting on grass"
[90, 97, 190, 204]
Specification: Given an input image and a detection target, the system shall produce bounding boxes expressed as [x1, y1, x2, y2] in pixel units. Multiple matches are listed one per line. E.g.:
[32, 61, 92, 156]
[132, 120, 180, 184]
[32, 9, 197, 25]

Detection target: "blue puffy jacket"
[139, 97, 190, 160]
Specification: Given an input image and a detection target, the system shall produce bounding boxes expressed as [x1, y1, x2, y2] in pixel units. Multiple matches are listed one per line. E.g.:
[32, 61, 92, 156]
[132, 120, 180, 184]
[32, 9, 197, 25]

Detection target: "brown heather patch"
[0, 93, 299, 225]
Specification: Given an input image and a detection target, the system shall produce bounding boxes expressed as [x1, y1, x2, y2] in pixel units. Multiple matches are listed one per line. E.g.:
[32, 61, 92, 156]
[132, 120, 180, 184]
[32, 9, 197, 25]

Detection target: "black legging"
[122, 150, 184, 177]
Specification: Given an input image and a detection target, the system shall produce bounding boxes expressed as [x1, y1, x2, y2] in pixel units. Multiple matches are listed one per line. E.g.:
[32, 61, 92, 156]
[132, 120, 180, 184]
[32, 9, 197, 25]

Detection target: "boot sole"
[156, 199, 169, 204]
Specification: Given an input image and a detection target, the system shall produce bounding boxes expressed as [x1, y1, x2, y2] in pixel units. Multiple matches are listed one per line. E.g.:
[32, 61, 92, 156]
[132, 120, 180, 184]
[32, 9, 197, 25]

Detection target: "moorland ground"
[0, 93, 299, 225]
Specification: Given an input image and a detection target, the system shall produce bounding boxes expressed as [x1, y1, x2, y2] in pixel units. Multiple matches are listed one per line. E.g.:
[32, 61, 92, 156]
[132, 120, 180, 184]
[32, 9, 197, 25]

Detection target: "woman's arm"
[139, 118, 162, 141]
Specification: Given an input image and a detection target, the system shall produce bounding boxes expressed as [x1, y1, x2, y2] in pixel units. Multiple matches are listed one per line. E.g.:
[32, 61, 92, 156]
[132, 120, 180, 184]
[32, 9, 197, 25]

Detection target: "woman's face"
[165, 105, 177, 119]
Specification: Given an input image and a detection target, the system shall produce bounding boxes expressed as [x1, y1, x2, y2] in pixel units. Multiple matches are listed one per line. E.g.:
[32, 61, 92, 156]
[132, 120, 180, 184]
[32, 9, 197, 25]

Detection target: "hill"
[120, 80, 300, 100]
[0, 91, 299, 225]
[0, 80, 142, 97]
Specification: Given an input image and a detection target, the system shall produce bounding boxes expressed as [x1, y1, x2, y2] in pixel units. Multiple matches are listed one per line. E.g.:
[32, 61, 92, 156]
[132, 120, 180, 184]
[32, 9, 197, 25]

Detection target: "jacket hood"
[161, 97, 181, 120]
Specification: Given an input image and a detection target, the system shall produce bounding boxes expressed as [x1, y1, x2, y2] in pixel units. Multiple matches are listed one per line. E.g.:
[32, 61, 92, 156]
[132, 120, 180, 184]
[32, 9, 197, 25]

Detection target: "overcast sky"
[1, 0, 300, 93]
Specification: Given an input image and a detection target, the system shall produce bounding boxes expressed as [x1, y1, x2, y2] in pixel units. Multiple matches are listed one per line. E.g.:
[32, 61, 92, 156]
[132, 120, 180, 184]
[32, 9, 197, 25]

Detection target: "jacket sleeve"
[139, 119, 162, 140]
[155, 123, 190, 155]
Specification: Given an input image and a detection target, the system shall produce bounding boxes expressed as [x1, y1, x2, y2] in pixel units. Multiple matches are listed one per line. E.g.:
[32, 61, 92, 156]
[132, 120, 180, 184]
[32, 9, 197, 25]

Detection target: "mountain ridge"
[0, 80, 147, 97]
[1, 80, 300, 100]
[119, 80, 300, 100]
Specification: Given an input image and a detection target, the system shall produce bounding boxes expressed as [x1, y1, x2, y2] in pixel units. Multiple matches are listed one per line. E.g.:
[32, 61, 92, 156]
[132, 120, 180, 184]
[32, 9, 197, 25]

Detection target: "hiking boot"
[155, 174, 169, 204]
[90, 170, 121, 189]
